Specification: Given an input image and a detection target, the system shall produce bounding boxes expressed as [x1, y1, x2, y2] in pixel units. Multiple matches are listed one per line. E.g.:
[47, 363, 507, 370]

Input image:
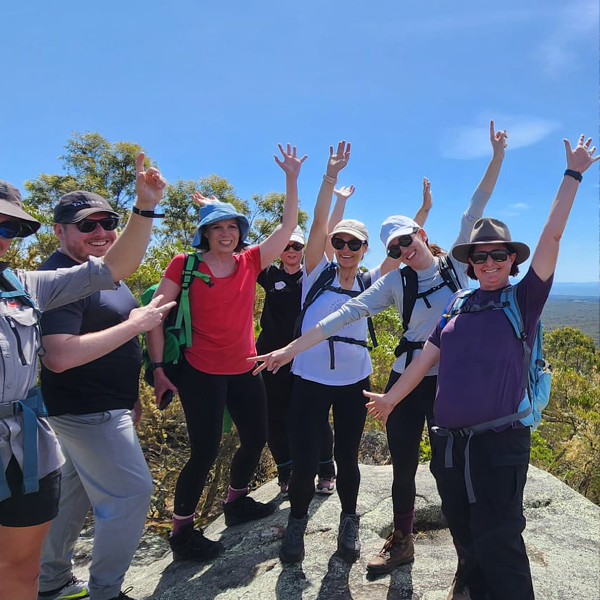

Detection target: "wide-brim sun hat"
[191, 200, 250, 249]
[379, 215, 420, 250]
[0, 180, 41, 237]
[452, 217, 530, 265]
[330, 219, 368, 243]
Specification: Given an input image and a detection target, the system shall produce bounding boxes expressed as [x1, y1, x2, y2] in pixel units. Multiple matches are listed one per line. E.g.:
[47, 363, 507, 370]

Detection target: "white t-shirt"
[291, 255, 380, 386]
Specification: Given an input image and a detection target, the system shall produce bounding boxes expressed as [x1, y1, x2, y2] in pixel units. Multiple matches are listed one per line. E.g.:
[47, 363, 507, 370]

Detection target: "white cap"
[289, 226, 305, 245]
[380, 215, 420, 250]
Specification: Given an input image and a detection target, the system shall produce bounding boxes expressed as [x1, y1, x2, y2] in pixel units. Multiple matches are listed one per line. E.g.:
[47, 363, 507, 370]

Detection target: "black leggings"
[174, 361, 268, 516]
[262, 364, 334, 474]
[385, 372, 437, 515]
[288, 376, 369, 518]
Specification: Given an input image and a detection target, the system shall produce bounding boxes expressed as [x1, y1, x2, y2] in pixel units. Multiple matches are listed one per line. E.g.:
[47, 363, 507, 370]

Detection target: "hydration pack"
[294, 263, 377, 369]
[440, 283, 551, 429]
[395, 254, 460, 366]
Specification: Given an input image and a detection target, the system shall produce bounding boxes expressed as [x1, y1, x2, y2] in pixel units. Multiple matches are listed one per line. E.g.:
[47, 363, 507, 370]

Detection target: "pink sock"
[226, 485, 248, 503]
[393, 508, 415, 536]
[172, 513, 194, 535]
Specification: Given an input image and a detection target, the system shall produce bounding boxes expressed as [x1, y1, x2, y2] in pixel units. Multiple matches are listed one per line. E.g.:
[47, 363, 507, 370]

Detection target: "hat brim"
[0, 200, 41, 236]
[384, 226, 419, 250]
[452, 240, 530, 265]
[329, 227, 368, 243]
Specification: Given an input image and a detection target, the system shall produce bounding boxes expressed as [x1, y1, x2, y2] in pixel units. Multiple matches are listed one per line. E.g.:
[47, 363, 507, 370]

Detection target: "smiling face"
[389, 228, 434, 271]
[468, 243, 516, 290]
[280, 240, 303, 270]
[332, 232, 367, 268]
[54, 212, 117, 263]
[204, 218, 240, 255]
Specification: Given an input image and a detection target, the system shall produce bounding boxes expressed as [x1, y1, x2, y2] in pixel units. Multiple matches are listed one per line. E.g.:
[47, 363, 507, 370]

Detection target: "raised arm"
[103, 153, 166, 281]
[364, 341, 440, 425]
[326, 185, 355, 261]
[258, 144, 307, 269]
[379, 177, 434, 277]
[453, 121, 508, 247]
[531, 135, 598, 282]
[304, 141, 351, 275]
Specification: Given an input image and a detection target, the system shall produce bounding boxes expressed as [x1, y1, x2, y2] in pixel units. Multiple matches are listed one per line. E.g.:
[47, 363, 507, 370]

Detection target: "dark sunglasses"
[386, 229, 419, 259]
[331, 237, 366, 251]
[469, 249, 511, 264]
[74, 217, 119, 233]
[284, 242, 304, 252]
[0, 220, 28, 239]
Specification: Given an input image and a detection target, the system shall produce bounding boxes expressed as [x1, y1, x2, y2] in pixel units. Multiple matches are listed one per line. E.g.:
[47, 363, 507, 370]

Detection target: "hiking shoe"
[446, 561, 471, 600]
[280, 514, 308, 563]
[337, 512, 361, 562]
[168, 524, 224, 562]
[316, 477, 336, 495]
[223, 493, 277, 526]
[107, 588, 137, 600]
[367, 530, 414, 574]
[38, 575, 89, 599]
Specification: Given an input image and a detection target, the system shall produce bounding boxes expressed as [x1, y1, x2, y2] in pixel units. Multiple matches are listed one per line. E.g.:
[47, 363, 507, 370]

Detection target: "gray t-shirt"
[0, 257, 116, 479]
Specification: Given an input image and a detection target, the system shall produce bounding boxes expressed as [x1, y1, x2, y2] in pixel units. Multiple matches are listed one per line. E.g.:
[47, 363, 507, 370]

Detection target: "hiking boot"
[366, 530, 414, 574]
[38, 575, 89, 599]
[280, 514, 308, 563]
[168, 524, 224, 562]
[223, 493, 277, 526]
[107, 588, 137, 600]
[279, 480, 290, 498]
[316, 477, 336, 495]
[337, 512, 361, 562]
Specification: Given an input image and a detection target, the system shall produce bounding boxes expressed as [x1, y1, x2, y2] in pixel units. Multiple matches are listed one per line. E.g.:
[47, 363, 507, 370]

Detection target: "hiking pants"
[385, 372, 436, 518]
[39, 410, 153, 600]
[288, 376, 368, 518]
[430, 425, 533, 600]
[262, 363, 334, 475]
[174, 362, 268, 516]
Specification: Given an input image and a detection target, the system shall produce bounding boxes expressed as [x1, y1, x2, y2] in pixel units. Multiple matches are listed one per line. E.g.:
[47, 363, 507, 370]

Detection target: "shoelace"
[378, 533, 405, 556]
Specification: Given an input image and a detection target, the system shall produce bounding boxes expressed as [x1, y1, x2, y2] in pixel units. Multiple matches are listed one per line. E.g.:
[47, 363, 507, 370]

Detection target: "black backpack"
[394, 255, 460, 366]
[294, 263, 378, 369]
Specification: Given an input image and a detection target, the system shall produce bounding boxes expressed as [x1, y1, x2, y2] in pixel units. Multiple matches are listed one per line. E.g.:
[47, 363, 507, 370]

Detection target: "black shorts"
[0, 457, 61, 527]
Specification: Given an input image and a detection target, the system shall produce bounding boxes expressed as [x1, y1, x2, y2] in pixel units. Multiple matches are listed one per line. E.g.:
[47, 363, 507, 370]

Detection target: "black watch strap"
[132, 205, 166, 218]
[564, 169, 583, 182]
[151, 362, 165, 370]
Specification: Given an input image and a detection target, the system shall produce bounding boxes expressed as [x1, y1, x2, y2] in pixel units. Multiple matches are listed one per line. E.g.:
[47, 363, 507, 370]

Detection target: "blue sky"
[1, 0, 598, 282]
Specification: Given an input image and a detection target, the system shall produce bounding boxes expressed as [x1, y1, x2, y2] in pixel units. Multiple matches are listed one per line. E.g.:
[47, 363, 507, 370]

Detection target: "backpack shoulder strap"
[438, 254, 461, 293]
[0, 269, 37, 310]
[501, 284, 531, 394]
[357, 270, 378, 348]
[400, 266, 418, 331]
[440, 288, 476, 330]
[294, 263, 337, 338]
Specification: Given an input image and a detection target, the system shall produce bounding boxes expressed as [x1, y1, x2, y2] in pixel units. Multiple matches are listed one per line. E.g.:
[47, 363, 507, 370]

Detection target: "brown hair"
[197, 220, 247, 253]
[427, 242, 446, 257]
[466, 244, 520, 280]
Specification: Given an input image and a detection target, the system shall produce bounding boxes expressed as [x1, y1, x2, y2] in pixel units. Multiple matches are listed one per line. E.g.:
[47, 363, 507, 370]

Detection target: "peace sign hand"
[135, 153, 167, 208]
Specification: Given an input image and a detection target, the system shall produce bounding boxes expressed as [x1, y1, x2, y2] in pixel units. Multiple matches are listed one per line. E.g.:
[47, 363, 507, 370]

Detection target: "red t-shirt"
[163, 246, 262, 374]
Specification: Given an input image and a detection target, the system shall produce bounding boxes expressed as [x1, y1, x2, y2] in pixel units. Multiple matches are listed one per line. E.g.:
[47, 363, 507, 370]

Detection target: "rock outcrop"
[71, 464, 599, 599]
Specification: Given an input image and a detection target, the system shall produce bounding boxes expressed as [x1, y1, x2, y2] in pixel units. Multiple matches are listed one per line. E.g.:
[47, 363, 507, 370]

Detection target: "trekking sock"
[393, 508, 415, 536]
[172, 513, 195, 536]
[318, 458, 336, 479]
[226, 485, 249, 503]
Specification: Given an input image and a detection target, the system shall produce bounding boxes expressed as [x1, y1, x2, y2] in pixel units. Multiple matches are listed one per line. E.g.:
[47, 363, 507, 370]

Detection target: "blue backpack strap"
[440, 288, 474, 330]
[0, 268, 38, 311]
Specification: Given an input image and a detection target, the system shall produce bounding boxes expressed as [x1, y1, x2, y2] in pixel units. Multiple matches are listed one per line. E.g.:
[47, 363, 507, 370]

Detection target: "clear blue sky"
[1, 0, 598, 282]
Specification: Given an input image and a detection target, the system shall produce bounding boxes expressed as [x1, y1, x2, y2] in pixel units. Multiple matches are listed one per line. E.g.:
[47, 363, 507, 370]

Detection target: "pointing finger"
[136, 153, 145, 174]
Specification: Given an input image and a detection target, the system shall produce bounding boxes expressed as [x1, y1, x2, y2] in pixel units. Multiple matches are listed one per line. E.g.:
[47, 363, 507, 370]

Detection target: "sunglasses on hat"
[74, 217, 119, 233]
[331, 237, 366, 252]
[469, 249, 511, 264]
[0, 220, 28, 239]
[386, 228, 419, 259]
[283, 242, 304, 252]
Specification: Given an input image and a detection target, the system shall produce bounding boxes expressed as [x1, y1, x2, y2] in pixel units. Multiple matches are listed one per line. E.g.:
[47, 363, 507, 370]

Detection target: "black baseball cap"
[0, 180, 41, 237]
[53, 191, 119, 224]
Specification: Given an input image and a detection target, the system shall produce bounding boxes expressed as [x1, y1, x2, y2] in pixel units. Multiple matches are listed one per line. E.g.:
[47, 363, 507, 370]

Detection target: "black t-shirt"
[256, 264, 303, 354]
[39, 251, 141, 415]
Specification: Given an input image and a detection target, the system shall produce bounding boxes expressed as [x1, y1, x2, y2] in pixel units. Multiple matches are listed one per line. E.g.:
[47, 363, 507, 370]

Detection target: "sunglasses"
[74, 217, 119, 233]
[284, 242, 304, 252]
[331, 237, 366, 252]
[386, 228, 419, 259]
[0, 221, 28, 239]
[469, 249, 511, 264]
